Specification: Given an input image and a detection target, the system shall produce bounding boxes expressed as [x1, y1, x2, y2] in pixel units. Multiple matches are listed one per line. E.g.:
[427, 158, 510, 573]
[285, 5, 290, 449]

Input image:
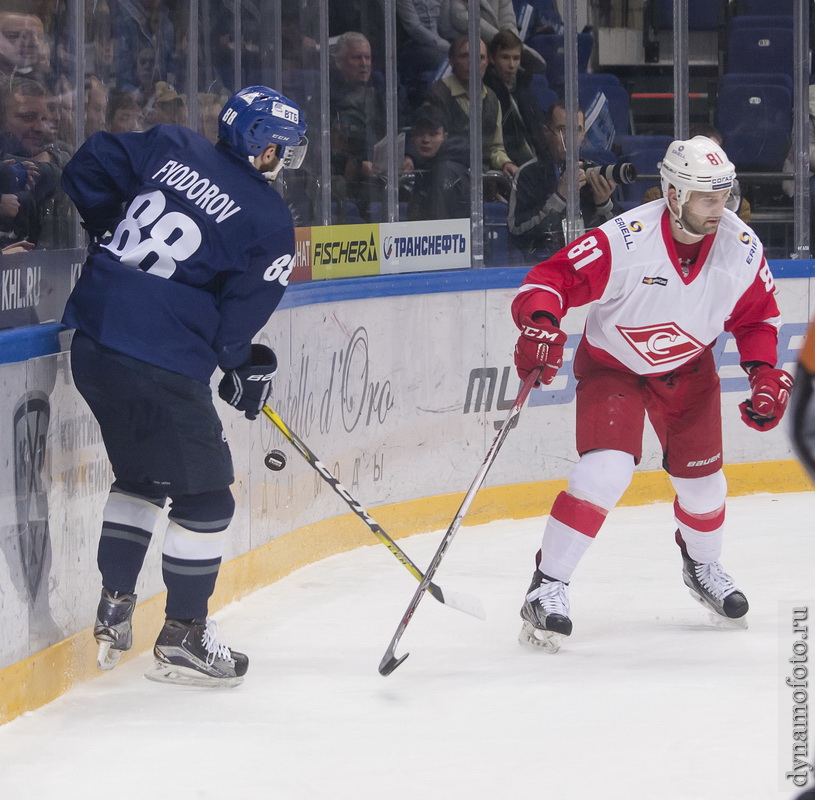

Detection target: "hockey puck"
[264, 450, 287, 471]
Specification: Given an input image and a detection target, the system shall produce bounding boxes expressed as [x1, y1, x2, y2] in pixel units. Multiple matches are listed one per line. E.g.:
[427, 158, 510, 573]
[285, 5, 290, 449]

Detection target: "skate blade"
[144, 660, 244, 689]
[688, 589, 748, 629]
[518, 621, 565, 654]
[96, 640, 121, 670]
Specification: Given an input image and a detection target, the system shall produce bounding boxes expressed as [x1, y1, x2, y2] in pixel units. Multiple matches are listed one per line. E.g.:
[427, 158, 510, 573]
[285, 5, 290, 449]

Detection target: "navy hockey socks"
[97, 489, 166, 594]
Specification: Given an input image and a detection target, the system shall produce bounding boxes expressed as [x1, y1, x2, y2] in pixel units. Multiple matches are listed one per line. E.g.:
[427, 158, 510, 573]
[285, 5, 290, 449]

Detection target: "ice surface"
[0, 493, 813, 800]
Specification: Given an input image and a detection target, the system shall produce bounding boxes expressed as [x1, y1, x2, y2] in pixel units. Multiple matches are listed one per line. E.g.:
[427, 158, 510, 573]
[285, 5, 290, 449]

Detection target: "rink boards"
[0, 264, 812, 723]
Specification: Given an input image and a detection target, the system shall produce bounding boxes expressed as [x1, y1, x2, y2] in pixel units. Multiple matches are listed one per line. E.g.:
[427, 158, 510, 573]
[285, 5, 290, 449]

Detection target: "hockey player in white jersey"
[511, 135, 792, 652]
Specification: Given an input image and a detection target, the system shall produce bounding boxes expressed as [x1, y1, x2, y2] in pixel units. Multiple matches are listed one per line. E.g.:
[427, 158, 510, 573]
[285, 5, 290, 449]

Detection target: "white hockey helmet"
[659, 135, 736, 218]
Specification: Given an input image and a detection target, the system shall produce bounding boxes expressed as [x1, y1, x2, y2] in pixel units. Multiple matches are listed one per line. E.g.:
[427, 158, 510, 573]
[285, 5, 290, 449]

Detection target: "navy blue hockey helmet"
[218, 86, 308, 172]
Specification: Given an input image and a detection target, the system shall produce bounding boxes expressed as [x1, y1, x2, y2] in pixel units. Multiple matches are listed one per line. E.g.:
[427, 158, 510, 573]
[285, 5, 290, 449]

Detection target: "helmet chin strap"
[262, 160, 285, 182]
[668, 194, 706, 241]
[249, 149, 286, 183]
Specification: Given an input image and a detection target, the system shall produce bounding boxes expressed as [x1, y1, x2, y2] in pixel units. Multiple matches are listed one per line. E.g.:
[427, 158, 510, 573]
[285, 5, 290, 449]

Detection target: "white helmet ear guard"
[659, 135, 736, 219]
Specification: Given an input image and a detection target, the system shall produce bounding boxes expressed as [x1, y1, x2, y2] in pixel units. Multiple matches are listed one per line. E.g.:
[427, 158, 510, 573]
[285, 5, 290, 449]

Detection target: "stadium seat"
[282, 69, 320, 107]
[614, 145, 666, 209]
[651, 0, 726, 30]
[737, 0, 795, 15]
[530, 74, 558, 113]
[715, 82, 792, 170]
[579, 146, 616, 166]
[725, 26, 794, 79]
[484, 202, 525, 267]
[366, 201, 409, 223]
[331, 201, 366, 225]
[615, 134, 673, 160]
[579, 82, 632, 143]
[727, 15, 794, 31]
[513, 0, 564, 37]
[578, 72, 622, 97]
[718, 72, 793, 94]
[526, 32, 593, 89]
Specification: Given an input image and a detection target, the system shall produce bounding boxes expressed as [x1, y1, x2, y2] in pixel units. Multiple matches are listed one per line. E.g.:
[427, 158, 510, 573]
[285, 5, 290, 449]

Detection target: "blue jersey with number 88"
[62, 123, 295, 383]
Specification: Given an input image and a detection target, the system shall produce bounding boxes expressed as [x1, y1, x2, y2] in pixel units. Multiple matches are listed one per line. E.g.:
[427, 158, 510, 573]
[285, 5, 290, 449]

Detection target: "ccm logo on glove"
[218, 344, 277, 420]
[514, 316, 568, 385]
[739, 363, 793, 431]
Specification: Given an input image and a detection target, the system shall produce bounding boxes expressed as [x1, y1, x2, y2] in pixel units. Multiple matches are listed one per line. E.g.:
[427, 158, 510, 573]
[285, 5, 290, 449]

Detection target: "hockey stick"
[378, 368, 542, 676]
[261, 404, 485, 620]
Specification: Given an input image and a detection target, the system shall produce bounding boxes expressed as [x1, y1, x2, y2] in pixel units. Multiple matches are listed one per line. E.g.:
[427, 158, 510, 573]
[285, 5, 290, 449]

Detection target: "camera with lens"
[583, 161, 637, 185]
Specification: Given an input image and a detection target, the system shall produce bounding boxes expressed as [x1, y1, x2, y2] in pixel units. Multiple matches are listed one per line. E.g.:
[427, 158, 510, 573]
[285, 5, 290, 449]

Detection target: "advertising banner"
[311, 224, 381, 279]
[379, 219, 470, 274]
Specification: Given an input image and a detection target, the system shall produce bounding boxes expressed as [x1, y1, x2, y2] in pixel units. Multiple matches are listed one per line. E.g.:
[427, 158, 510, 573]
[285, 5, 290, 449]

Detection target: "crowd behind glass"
[0, 1, 809, 264]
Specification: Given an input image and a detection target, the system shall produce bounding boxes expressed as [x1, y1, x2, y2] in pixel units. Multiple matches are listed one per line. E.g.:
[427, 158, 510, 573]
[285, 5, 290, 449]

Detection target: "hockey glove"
[218, 344, 277, 420]
[514, 315, 567, 385]
[739, 363, 793, 431]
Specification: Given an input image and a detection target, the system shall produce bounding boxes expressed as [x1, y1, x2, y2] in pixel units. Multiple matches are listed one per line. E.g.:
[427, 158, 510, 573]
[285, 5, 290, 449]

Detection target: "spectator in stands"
[423, 35, 517, 181]
[0, 77, 62, 247]
[84, 76, 108, 136]
[508, 99, 619, 261]
[329, 1, 386, 72]
[484, 28, 546, 169]
[1, 77, 52, 160]
[107, 92, 144, 133]
[113, 0, 175, 98]
[197, 91, 229, 143]
[144, 81, 187, 127]
[402, 104, 469, 221]
[39, 91, 74, 249]
[447, 0, 546, 73]
[330, 31, 389, 210]
[85, 1, 115, 87]
[782, 84, 815, 232]
[0, 12, 51, 85]
[396, 0, 454, 106]
[126, 43, 164, 105]
[644, 123, 751, 222]
[0, 161, 33, 249]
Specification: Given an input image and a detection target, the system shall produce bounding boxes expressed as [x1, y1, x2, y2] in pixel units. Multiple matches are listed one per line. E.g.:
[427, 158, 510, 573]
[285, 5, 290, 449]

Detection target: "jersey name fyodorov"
[62, 124, 296, 383]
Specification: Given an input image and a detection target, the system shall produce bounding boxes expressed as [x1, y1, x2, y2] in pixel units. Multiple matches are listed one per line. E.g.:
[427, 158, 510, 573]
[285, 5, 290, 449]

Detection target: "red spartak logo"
[616, 322, 705, 367]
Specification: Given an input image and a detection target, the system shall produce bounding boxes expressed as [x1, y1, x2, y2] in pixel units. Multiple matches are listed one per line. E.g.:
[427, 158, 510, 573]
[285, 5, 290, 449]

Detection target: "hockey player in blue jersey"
[62, 86, 307, 687]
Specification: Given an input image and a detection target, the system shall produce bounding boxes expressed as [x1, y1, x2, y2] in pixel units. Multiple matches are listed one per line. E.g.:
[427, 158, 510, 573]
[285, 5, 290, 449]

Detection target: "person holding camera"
[511, 135, 790, 653]
[508, 99, 621, 262]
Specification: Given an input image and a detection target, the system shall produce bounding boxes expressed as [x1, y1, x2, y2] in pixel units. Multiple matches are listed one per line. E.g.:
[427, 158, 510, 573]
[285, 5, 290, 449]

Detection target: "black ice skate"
[519, 570, 573, 653]
[676, 531, 749, 627]
[145, 618, 249, 688]
[94, 588, 137, 670]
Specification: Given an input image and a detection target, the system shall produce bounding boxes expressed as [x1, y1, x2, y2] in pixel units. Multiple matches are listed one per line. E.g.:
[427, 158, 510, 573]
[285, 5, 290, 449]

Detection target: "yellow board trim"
[2, 459, 812, 725]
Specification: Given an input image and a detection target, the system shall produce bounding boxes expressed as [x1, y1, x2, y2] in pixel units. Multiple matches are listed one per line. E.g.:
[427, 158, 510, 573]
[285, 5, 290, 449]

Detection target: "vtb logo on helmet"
[218, 85, 309, 179]
[659, 135, 735, 218]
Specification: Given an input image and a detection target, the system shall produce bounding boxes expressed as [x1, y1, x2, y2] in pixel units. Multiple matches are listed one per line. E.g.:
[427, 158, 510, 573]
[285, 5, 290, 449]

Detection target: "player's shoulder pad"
[719, 211, 764, 269]
[600, 199, 663, 248]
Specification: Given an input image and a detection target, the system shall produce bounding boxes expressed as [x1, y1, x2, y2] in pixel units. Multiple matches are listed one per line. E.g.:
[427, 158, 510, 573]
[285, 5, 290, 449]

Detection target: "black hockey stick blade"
[379, 652, 409, 676]
[261, 404, 485, 620]
[378, 368, 542, 676]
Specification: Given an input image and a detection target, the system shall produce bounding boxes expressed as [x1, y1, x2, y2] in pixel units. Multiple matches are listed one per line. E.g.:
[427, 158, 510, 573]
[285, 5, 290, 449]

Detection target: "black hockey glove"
[218, 344, 277, 420]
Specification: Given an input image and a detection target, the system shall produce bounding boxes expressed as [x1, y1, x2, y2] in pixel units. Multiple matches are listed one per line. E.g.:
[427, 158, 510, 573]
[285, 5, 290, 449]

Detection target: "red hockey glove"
[514, 316, 567, 385]
[739, 363, 793, 431]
